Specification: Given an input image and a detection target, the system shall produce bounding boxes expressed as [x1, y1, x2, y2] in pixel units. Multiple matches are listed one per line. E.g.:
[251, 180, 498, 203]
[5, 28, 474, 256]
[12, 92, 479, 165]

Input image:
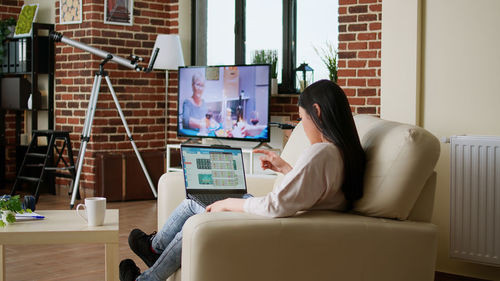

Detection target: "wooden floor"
[2, 187, 157, 281]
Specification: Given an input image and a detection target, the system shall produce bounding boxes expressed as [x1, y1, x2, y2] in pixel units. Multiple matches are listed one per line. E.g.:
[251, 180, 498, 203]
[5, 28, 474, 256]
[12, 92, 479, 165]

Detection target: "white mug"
[76, 197, 106, 226]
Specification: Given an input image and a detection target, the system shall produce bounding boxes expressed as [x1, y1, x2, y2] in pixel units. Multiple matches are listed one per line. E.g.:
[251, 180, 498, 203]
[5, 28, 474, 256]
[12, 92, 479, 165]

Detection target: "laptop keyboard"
[190, 193, 245, 208]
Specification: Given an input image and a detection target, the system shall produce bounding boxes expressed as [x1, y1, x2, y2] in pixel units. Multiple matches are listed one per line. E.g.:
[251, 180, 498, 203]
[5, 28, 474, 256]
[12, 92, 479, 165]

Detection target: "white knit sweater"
[244, 142, 346, 218]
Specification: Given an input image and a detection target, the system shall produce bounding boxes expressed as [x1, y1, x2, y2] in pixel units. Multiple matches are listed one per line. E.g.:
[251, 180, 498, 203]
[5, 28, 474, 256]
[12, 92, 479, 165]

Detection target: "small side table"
[0, 209, 119, 281]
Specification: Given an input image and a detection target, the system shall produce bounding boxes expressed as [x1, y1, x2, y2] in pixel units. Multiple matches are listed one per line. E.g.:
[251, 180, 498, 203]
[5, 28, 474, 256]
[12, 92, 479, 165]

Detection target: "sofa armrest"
[158, 172, 186, 230]
[181, 211, 437, 281]
[157, 172, 276, 230]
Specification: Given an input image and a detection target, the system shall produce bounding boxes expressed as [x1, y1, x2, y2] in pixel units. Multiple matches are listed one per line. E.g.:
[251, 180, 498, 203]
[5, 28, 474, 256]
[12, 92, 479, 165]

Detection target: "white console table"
[166, 144, 278, 175]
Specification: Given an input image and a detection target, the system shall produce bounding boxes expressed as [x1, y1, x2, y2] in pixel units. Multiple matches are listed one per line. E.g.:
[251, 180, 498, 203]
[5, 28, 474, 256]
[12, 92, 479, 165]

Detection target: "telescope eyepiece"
[50, 31, 63, 42]
[130, 55, 144, 63]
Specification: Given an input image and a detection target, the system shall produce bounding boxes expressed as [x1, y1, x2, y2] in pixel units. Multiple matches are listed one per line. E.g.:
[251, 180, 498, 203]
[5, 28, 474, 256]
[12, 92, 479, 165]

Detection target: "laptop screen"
[181, 145, 247, 191]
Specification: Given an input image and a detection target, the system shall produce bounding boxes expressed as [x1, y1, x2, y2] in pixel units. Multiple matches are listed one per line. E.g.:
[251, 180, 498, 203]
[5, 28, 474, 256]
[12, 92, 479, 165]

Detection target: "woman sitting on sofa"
[119, 79, 366, 281]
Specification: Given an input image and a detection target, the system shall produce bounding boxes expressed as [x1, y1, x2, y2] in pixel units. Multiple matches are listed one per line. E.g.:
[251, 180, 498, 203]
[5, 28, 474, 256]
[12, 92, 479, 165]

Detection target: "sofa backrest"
[353, 115, 440, 220]
[276, 115, 440, 221]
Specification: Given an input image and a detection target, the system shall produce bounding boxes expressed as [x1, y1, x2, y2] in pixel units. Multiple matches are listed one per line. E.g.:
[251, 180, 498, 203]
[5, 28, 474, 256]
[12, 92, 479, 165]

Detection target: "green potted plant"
[252, 49, 278, 95]
[314, 41, 338, 83]
[0, 195, 31, 226]
[0, 17, 17, 66]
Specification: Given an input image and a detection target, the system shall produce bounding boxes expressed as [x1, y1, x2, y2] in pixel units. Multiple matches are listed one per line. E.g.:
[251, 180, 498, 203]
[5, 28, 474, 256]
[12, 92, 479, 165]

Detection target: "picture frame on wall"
[13, 3, 39, 38]
[105, 0, 134, 26]
[59, 0, 83, 25]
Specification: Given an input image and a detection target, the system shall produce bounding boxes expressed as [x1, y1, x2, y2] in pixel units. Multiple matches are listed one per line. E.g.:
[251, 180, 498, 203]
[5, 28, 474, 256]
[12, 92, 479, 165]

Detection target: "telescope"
[50, 31, 159, 72]
[50, 31, 159, 208]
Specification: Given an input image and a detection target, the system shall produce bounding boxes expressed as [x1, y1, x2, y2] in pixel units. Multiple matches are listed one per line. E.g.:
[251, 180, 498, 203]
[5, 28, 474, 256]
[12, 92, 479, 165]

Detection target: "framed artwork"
[60, 0, 83, 25]
[14, 3, 39, 38]
[105, 0, 134, 26]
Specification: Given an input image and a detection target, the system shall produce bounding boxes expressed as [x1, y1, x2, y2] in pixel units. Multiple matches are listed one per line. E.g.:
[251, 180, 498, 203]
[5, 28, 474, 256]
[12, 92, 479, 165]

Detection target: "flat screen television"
[177, 64, 271, 142]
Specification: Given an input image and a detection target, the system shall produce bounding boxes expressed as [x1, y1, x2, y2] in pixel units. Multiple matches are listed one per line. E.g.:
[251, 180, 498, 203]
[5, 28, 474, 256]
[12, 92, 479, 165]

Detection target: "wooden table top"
[0, 209, 119, 245]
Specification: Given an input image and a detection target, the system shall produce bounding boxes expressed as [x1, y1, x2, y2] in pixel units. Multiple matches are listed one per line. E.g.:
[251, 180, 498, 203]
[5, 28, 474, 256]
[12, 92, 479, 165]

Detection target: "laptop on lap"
[180, 144, 248, 208]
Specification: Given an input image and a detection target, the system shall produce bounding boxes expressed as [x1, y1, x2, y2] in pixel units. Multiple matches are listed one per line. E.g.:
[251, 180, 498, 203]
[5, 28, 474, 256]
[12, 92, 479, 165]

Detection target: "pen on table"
[17, 215, 45, 219]
[29, 215, 45, 219]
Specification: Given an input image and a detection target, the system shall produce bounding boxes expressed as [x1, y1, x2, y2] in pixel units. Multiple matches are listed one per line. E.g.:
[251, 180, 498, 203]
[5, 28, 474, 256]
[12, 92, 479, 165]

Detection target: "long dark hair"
[298, 79, 365, 210]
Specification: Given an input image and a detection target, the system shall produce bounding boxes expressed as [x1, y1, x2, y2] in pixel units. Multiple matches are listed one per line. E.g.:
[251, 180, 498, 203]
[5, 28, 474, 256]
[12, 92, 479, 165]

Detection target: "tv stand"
[166, 143, 279, 175]
[253, 142, 273, 150]
[181, 138, 202, 145]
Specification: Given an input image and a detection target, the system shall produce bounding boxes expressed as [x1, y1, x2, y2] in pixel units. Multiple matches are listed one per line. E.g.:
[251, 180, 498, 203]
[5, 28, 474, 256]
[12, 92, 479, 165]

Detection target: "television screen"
[177, 64, 271, 142]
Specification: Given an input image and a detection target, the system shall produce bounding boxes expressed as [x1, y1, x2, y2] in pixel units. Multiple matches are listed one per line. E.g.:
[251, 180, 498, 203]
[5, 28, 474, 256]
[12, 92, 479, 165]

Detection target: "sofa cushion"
[353, 115, 440, 220]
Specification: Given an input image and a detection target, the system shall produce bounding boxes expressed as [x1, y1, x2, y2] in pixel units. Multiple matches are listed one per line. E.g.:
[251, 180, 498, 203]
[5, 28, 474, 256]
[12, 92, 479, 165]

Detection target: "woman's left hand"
[206, 198, 245, 213]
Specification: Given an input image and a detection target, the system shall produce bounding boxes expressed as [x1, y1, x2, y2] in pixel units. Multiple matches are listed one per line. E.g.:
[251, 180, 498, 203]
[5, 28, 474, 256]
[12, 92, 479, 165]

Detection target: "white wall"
[422, 0, 500, 137]
[26, 0, 55, 24]
[380, 0, 421, 125]
[382, 0, 500, 279]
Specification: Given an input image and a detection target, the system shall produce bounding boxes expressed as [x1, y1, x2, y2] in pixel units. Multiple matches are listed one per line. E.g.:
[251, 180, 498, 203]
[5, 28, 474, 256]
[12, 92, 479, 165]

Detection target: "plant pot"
[271, 78, 278, 96]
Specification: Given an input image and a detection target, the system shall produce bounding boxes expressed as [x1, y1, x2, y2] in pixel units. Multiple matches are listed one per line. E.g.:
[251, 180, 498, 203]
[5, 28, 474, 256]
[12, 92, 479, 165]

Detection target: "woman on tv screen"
[177, 65, 270, 141]
[181, 72, 217, 131]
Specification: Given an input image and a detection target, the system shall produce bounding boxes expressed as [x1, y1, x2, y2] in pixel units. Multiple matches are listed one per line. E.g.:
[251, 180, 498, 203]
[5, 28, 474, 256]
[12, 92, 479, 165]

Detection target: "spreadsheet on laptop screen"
[181, 146, 246, 190]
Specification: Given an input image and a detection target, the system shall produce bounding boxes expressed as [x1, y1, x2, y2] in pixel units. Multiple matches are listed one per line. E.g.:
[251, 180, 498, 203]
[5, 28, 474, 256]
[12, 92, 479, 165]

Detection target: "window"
[245, 0, 283, 83]
[297, 0, 338, 83]
[192, 0, 338, 93]
[206, 0, 235, 65]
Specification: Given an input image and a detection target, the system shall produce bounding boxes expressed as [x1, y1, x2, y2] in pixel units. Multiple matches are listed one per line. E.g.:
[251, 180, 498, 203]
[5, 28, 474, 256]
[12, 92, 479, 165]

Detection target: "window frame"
[191, 0, 298, 94]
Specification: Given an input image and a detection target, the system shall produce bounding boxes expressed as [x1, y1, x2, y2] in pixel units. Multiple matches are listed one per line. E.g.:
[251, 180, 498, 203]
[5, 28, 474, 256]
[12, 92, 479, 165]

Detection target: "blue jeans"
[137, 199, 205, 281]
[137, 194, 253, 281]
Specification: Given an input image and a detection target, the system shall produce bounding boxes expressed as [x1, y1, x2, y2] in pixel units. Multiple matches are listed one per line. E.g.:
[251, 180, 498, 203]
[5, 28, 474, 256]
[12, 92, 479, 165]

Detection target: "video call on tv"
[177, 64, 271, 142]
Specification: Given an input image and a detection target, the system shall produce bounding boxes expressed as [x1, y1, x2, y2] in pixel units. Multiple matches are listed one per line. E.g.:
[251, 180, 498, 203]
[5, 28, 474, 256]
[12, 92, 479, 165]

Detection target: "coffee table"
[0, 209, 119, 281]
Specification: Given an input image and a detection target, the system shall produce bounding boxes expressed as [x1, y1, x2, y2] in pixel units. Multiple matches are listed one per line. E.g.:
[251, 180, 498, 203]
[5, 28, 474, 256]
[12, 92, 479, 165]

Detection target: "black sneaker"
[128, 228, 160, 267]
[119, 259, 141, 281]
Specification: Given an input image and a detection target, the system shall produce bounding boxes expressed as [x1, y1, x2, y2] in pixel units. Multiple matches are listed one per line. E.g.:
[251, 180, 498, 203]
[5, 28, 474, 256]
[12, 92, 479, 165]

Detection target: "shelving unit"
[0, 23, 55, 184]
[166, 143, 279, 176]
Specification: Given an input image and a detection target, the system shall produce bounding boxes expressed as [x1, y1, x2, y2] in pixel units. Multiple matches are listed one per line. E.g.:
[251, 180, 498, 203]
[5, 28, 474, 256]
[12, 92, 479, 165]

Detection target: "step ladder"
[10, 130, 78, 202]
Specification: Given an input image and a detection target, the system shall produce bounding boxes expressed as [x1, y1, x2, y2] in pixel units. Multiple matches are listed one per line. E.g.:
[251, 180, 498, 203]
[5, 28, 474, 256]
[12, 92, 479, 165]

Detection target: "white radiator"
[449, 135, 500, 266]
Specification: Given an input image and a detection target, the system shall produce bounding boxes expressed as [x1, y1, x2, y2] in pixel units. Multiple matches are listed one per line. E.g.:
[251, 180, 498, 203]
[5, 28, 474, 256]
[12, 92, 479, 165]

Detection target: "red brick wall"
[1, 0, 24, 180]
[338, 0, 381, 115]
[54, 0, 178, 191]
[0, 1, 23, 19]
[269, 96, 300, 122]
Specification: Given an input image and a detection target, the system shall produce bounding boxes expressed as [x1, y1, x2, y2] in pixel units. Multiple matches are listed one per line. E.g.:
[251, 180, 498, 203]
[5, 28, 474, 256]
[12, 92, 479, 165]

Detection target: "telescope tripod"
[70, 56, 157, 208]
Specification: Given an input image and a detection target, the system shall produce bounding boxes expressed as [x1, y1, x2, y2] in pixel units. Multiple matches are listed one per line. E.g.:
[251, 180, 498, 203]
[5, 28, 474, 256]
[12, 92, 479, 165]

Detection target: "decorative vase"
[271, 78, 278, 96]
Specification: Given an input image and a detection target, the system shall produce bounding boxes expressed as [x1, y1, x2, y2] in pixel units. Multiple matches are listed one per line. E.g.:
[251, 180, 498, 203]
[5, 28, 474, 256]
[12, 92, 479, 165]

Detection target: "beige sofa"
[157, 115, 441, 281]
